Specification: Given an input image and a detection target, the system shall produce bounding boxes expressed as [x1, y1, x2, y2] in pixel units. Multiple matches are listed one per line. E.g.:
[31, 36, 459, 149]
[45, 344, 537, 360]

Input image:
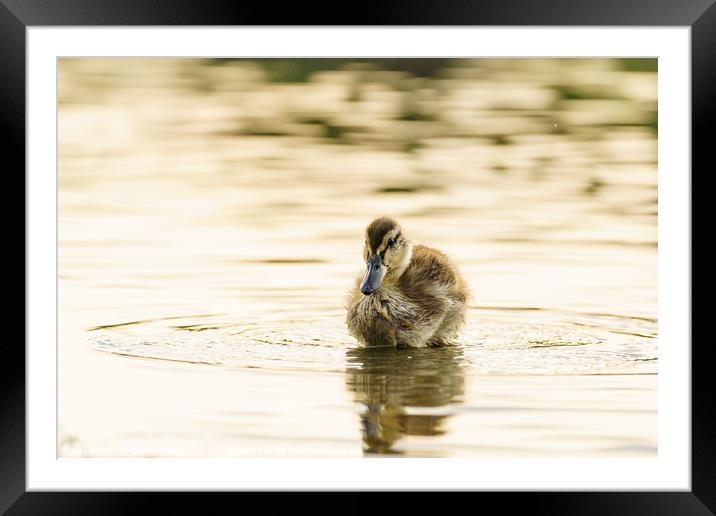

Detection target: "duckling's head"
[360, 216, 412, 295]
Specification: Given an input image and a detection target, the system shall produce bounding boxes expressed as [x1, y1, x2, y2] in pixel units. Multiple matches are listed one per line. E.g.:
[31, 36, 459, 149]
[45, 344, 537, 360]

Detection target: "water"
[58, 58, 657, 457]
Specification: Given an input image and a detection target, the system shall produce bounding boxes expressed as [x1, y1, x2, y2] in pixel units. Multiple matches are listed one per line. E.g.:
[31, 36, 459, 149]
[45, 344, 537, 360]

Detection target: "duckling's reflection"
[345, 346, 466, 455]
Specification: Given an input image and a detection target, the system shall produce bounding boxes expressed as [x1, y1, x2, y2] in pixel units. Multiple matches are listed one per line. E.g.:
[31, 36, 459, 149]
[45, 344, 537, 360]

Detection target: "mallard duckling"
[346, 216, 469, 348]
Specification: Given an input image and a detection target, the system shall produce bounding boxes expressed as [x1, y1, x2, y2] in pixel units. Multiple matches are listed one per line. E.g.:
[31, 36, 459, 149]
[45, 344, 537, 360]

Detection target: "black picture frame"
[4, 0, 710, 513]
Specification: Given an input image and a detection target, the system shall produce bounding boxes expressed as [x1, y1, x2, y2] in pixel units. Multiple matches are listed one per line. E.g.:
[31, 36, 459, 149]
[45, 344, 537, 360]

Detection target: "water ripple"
[89, 309, 657, 375]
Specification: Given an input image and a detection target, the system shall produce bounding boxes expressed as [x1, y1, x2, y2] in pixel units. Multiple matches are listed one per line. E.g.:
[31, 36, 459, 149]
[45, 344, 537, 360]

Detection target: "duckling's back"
[397, 245, 469, 347]
[399, 245, 469, 304]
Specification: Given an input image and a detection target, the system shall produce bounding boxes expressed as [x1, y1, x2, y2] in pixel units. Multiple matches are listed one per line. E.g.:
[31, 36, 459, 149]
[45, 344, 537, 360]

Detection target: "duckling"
[346, 216, 469, 348]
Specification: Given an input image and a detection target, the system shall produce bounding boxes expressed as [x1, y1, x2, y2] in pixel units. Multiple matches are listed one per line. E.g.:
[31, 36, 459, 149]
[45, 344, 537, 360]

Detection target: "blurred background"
[58, 58, 658, 457]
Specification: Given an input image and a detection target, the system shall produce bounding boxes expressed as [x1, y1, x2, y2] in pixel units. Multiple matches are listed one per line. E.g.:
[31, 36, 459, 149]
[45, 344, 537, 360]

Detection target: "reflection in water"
[345, 347, 465, 454]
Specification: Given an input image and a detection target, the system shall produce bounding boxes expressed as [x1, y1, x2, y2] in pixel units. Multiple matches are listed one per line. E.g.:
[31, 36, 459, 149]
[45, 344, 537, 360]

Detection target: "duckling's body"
[346, 217, 468, 348]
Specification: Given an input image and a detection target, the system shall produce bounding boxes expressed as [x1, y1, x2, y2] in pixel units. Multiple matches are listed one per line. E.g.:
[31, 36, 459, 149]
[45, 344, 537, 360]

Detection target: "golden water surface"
[59, 58, 657, 457]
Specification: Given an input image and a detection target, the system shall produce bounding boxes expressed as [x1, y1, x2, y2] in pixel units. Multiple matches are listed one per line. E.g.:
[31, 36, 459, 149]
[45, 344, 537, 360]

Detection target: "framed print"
[5, 0, 711, 513]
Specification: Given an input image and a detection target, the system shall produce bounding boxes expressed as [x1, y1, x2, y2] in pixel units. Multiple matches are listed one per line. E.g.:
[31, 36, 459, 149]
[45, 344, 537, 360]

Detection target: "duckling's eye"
[387, 238, 396, 248]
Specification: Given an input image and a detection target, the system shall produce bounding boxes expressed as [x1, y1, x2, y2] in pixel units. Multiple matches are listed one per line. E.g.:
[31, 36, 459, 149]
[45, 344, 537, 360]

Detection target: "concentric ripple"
[89, 308, 657, 375]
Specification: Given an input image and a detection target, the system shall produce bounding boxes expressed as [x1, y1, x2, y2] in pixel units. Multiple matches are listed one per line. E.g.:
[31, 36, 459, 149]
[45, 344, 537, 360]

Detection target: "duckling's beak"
[360, 255, 385, 295]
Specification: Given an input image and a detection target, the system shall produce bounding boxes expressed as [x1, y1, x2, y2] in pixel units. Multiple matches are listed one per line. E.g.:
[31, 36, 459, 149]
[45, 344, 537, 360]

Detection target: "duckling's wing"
[400, 245, 469, 314]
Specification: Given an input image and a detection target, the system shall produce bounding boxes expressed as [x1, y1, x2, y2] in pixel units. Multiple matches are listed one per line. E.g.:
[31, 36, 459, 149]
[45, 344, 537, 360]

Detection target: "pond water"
[58, 58, 657, 457]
